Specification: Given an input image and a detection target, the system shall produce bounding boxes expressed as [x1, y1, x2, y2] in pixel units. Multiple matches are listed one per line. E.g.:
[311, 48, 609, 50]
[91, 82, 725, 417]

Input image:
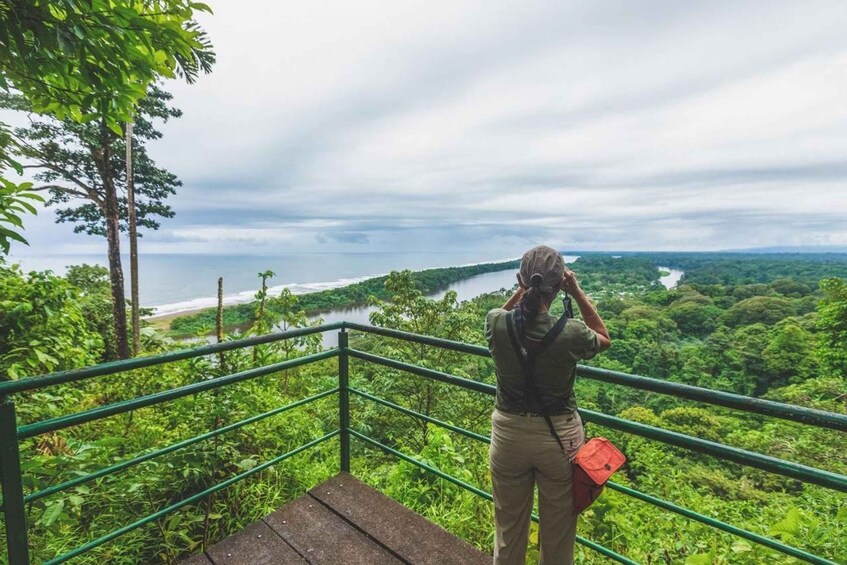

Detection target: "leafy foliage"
[817, 278, 847, 378]
[620, 252, 847, 286]
[2, 255, 846, 564]
[4, 85, 182, 237]
[0, 0, 214, 132]
[0, 261, 103, 379]
[0, 179, 43, 254]
[65, 264, 120, 361]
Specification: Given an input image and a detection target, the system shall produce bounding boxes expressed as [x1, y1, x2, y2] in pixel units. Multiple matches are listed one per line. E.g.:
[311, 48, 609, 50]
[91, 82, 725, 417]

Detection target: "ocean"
[10, 252, 547, 316]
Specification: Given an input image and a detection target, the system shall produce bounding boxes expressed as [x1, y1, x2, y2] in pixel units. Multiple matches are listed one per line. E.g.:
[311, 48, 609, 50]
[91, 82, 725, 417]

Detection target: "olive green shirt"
[485, 308, 601, 415]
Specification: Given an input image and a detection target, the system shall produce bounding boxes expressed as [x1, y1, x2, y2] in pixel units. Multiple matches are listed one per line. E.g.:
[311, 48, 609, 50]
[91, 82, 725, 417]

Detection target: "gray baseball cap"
[519, 245, 565, 294]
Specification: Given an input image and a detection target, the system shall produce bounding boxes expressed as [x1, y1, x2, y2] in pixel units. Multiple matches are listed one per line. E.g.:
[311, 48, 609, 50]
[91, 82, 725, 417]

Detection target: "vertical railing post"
[0, 395, 30, 565]
[338, 329, 350, 473]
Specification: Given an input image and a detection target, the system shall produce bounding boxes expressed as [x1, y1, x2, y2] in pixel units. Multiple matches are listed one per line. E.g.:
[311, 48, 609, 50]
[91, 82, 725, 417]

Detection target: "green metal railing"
[1, 321, 845, 564]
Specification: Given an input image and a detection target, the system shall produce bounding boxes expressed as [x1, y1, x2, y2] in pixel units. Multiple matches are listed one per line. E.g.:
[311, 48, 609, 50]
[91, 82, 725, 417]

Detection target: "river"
[658, 267, 685, 289]
[312, 258, 583, 347]
[294, 258, 680, 347]
[313, 268, 525, 347]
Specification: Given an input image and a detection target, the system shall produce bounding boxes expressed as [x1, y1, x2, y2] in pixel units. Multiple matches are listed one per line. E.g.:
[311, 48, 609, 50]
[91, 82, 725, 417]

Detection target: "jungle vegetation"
[1, 254, 845, 564]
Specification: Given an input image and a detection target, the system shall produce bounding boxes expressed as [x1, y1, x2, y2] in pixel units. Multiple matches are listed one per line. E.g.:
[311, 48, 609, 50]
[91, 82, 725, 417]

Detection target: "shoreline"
[144, 255, 521, 320]
[146, 308, 208, 327]
[157, 259, 525, 335]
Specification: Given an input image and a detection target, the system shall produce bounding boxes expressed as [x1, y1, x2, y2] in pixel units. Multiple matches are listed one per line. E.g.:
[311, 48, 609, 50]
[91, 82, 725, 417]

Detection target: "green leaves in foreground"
[0, 263, 103, 379]
[0, 1, 215, 133]
[0, 179, 44, 254]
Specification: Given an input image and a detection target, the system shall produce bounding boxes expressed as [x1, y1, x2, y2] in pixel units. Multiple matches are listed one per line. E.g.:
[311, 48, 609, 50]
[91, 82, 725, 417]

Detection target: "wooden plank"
[310, 473, 491, 565]
[264, 494, 403, 564]
[206, 520, 306, 565]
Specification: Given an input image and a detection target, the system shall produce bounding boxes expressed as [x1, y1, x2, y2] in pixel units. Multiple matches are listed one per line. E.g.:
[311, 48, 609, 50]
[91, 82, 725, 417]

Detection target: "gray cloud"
[10, 0, 847, 259]
[316, 231, 370, 245]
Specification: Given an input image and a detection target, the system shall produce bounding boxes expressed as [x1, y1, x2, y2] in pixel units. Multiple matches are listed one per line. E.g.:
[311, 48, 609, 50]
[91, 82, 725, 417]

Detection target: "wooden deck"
[180, 473, 491, 565]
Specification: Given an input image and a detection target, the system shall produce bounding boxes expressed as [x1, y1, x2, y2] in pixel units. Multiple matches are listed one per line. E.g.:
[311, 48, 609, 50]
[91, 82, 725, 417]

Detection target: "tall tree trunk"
[105, 185, 130, 359]
[96, 121, 131, 359]
[126, 121, 141, 356]
[253, 273, 270, 364]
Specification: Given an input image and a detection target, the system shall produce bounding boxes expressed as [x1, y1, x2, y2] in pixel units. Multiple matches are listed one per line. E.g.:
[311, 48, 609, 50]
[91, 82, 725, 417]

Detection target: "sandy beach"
[145, 307, 209, 330]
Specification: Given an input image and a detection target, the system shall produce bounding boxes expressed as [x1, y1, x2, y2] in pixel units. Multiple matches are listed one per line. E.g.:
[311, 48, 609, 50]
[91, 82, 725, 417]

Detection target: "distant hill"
[720, 246, 847, 253]
[565, 247, 847, 254]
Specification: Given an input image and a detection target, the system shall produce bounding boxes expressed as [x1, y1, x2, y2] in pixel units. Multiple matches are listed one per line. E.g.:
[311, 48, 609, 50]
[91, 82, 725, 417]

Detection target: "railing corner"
[0, 395, 30, 565]
[338, 329, 350, 473]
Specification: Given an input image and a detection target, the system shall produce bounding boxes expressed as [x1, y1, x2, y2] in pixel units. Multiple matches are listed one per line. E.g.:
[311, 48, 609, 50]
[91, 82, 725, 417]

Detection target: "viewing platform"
[2, 321, 845, 564]
[181, 473, 489, 565]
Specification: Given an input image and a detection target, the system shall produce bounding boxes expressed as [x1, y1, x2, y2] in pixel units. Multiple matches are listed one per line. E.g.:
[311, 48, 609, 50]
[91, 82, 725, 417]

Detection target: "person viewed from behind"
[486, 246, 611, 565]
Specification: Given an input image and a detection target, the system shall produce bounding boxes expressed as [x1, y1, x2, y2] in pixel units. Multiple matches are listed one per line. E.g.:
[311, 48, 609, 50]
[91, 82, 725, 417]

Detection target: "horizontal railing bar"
[25, 389, 338, 504]
[350, 430, 638, 565]
[580, 409, 847, 493]
[43, 431, 339, 565]
[349, 387, 826, 563]
[344, 322, 490, 356]
[348, 349, 495, 395]
[577, 366, 847, 432]
[350, 349, 847, 492]
[604, 482, 834, 565]
[0, 322, 344, 396]
[6, 324, 843, 562]
[19, 350, 339, 439]
[347, 324, 847, 431]
[349, 388, 490, 444]
[574, 536, 639, 565]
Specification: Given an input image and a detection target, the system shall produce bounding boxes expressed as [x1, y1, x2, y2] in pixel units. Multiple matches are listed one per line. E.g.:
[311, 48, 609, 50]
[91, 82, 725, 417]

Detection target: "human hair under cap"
[519, 245, 565, 295]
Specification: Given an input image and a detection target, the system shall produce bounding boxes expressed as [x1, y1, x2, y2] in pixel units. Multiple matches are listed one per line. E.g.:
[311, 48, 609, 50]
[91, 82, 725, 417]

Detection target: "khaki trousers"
[489, 409, 585, 565]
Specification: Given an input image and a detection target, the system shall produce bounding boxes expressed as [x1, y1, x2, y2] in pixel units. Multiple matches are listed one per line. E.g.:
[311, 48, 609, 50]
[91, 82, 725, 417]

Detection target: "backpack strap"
[504, 309, 569, 453]
[540, 312, 568, 349]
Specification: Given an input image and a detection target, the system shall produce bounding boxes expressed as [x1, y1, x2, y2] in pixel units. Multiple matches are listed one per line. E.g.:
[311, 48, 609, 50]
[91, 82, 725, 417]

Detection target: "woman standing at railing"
[485, 246, 611, 565]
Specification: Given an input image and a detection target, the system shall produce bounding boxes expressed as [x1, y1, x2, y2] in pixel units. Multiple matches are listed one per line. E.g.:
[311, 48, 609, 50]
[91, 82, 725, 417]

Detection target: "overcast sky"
[13, 0, 847, 257]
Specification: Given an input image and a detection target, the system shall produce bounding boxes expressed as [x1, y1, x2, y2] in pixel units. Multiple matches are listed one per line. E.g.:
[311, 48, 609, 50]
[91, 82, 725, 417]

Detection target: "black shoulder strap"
[504, 311, 526, 366]
[541, 313, 568, 349]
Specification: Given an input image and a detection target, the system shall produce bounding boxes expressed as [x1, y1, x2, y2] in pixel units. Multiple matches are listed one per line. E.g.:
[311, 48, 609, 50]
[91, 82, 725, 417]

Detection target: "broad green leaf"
[770, 507, 802, 539]
[237, 458, 258, 471]
[41, 499, 65, 527]
[190, 2, 214, 13]
[731, 541, 752, 553]
[107, 120, 124, 136]
[48, 5, 68, 21]
[0, 226, 28, 244]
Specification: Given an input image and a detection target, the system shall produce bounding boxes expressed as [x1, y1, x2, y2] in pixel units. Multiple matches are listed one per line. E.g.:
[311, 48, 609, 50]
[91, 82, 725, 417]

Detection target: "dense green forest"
[589, 252, 847, 286]
[1, 254, 846, 564]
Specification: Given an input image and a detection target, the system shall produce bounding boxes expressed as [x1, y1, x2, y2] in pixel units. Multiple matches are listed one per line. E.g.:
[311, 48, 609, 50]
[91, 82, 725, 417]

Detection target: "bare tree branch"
[31, 184, 88, 199]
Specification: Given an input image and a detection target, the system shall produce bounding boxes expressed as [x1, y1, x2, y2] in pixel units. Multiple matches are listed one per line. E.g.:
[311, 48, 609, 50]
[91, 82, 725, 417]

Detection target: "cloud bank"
[17, 0, 847, 257]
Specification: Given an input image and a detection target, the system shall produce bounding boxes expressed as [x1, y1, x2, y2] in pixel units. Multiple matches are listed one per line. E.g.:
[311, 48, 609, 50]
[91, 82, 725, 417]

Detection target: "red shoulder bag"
[572, 437, 626, 514]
